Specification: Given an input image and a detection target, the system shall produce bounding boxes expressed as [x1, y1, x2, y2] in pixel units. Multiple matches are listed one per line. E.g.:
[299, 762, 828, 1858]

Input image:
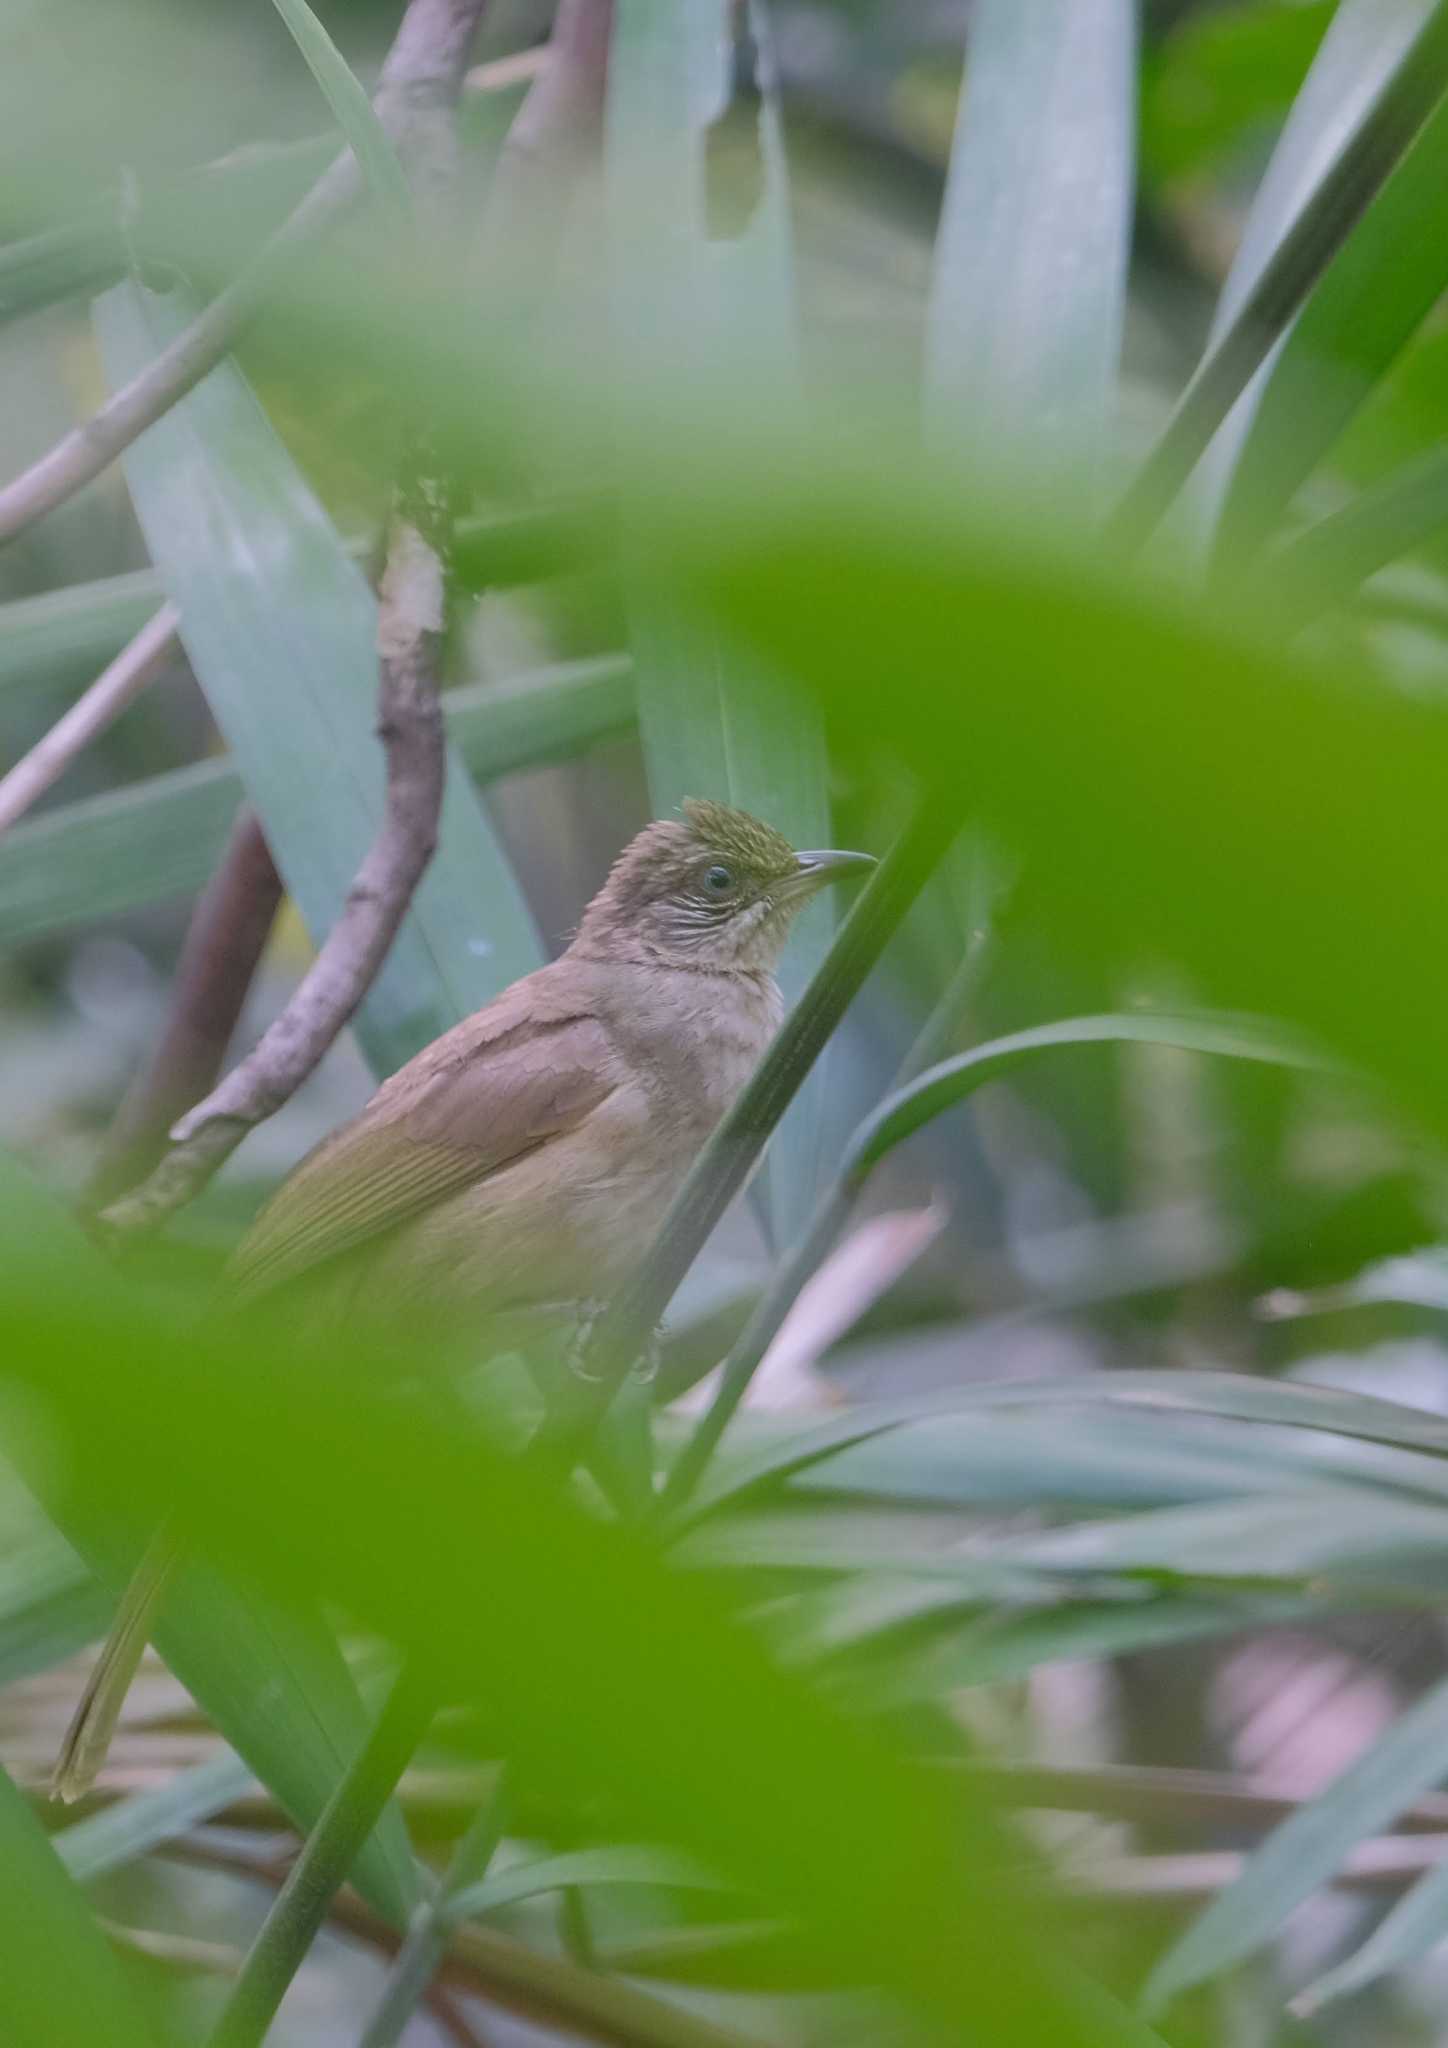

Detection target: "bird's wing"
[226, 1005, 618, 1304]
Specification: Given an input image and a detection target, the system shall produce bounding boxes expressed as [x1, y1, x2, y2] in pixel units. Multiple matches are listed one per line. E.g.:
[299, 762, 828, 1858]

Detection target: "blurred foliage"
[6, 3, 1448, 2047]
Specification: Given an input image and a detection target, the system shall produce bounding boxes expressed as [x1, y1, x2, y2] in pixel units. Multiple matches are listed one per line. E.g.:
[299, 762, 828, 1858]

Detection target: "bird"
[53, 799, 873, 1799]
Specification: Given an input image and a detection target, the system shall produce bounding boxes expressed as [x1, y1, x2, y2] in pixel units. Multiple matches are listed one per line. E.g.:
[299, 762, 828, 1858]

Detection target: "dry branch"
[0, 603, 178, 836]
[0, 0, 489, 550]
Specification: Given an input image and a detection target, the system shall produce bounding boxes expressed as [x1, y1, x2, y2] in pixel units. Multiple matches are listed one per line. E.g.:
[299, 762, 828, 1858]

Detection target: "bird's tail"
[51, 1523, 182, 1804]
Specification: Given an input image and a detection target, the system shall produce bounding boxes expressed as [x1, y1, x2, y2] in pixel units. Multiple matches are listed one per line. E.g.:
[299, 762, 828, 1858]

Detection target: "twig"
[85, 810, 283, 1211]
[0, 0, 488, 550]
[0, 603, 178, 836]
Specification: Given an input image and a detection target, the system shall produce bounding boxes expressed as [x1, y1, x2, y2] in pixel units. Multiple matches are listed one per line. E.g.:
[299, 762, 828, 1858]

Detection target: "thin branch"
[0, 0, 488, 550]
[97, 489, 449, 1239]
[0, 603, 178, 836]
[84, 810, 283, 1211]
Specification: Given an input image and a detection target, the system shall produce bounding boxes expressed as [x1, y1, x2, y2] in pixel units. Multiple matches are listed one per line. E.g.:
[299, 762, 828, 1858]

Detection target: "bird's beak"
[787, 848, 877, 899]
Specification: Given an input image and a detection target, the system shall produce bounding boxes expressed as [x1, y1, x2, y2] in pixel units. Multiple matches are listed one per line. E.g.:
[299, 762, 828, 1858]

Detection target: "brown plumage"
[53, 801, 872, 1799]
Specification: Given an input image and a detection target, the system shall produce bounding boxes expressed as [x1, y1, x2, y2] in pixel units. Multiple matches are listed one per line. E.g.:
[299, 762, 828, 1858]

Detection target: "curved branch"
[98, 498, 448, 1240]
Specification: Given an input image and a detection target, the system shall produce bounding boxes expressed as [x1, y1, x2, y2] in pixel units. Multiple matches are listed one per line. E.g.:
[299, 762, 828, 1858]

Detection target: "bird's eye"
[703, 863, 735, 896]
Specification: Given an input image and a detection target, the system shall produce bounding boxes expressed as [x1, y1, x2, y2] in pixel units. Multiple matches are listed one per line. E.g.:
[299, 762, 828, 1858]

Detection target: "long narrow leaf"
[1193, 0, 1436, 535]
[268, 0, 411, 216]
[447, 1845, 730, 1925]
[1258, 445, 1448, 631]
[95, 279, 542, 1075]
[1143, 1671, 1448, 2010]
[1214, 79, 1448, 569]
[54, 1750, 257, 1885]
[926, 0, 1135, 497]
[606, 1, 833, 1239]
[1295, 1839, 1448, 2009]
[1108, 0, 1448, 552]
[0, 1151, 417, 1924]
[0, 1763, 161, 2048]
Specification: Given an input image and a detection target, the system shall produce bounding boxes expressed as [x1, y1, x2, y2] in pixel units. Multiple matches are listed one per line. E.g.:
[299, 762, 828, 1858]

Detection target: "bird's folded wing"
[226, 1011, 617, 1303]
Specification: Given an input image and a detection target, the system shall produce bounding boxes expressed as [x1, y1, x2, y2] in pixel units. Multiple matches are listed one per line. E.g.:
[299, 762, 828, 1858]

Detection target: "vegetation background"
[9, 1, 1448, 2044]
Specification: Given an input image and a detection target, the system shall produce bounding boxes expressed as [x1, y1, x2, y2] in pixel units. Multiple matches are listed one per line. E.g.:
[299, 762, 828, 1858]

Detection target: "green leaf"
[797, 1409, 1438, 1515]
[0, 657, 632, 947]
[1215, 69, 1448, 569]
[0, 570, 158, 703]
[1258, 444, 1448, 631]
[926, 0, 1135, 496]
[1143, 0, 1335, 188]
[0, 1761, 161, 2048]
[843, 1012, 1321, 1185]
[0, 503, 605, 704]
[94, 279, 542, 1075]
[54, 1750, 256, 1885]
[1143, 1670, 1448, 2011]
[858, 1589, 1326, 1706]
[675, 1364, 1448, 1535]
[1012, 1487, 1448, 1588]
[1109, 0, 1448, 552]
[680, 456, 1448, 1148]
[447, 1844, 730, 1925]
[268, 0, 412, 216]
[0, 1529, 109, 1689]
[1294, 1844, 1448, 2010]
[0, 1192, 1145, 2048]
[605, 0, 833, 1240]
[0, 1153, 417, 1924]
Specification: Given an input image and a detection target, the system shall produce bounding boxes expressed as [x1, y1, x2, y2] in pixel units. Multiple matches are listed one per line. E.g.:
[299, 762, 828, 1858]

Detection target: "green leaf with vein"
[0, 1762, 161, 2048]
[1144, 1669, 1448, 2011]
[95, 278, 542, 1076]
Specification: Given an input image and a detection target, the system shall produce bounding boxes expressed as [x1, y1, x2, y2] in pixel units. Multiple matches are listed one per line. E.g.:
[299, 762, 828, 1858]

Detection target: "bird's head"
[572, 799, 874, 973]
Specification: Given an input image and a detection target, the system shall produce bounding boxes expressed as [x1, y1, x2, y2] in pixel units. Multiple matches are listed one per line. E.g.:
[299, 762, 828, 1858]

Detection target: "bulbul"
[54, 799, 872, 1797]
